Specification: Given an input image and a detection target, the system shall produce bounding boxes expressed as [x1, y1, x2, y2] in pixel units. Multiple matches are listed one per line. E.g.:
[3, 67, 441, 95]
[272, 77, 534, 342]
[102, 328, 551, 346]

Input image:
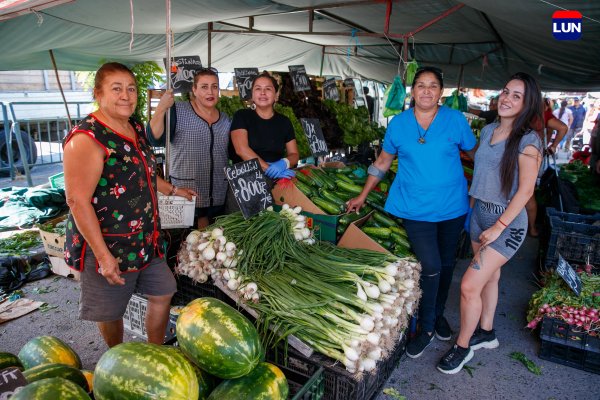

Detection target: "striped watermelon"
[18, 336, 81, 369]
[11, 377, 91, 400]
[167, 347, 217, 400]
[0, 351, 23, 370]
[93, 342, 199, 400]
[23, 363, 89, 392]
[81, 370, 94, 393]
[177, 297, 263, 379]
[207, 362, 289, 400]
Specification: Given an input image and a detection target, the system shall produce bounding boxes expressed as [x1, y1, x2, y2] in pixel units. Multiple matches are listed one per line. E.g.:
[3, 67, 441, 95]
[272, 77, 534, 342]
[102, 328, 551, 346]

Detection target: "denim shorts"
[79, 253, 176, 322]
[470, 200, 527, 260]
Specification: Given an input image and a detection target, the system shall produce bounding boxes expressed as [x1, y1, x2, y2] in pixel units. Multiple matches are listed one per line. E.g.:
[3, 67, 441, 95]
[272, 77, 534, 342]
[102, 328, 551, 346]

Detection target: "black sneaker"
[437, 344, 474, 374]
[469, 327, 499, 350]
[434, 316, 452, 341]
[406, 331, 434, 359]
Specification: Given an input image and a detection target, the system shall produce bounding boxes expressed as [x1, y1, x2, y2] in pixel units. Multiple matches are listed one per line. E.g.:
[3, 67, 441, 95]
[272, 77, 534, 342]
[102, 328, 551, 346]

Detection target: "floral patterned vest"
[63, 114, 163, 272]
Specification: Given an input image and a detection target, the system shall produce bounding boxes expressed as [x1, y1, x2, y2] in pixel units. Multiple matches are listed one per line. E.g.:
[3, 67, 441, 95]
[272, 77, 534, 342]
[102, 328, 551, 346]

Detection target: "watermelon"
[18, 336, 81, 369]
[11, 377, 91, 400]
[0, 351, 24, 370]
[177, 297, 263, 379]
[167, 347, 218, 400]
[93, 342, 198, 400]
[207, 362, 289, 400]
[81, 370, 94, 393]
[23, 363, 89, 392]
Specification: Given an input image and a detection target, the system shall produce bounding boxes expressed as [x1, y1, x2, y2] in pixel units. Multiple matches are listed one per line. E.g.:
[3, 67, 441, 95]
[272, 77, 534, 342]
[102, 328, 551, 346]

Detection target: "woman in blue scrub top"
[347, 67, 477, 359]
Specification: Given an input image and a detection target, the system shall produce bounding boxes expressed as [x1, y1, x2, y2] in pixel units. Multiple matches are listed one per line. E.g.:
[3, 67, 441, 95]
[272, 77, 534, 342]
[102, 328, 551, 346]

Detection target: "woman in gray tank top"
[437, 72, 543, 374]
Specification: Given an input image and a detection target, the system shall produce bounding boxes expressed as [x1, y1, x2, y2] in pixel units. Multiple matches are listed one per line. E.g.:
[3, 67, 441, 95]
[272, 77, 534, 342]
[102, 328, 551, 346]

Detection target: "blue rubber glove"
[276, 169, 296, 179]
[464, 207, 473, 233]
[265, 159, 287, 178]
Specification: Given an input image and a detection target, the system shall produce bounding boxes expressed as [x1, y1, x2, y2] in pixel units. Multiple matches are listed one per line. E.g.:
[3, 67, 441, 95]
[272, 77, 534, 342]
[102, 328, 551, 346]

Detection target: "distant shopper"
[347, 66, 477, 360]
[469, 96, 499, 125]
[364, 86, 375, 122]
[437, 72, 542, 374]
[563, 97, 587, 151]
[552, 100, 573, 131]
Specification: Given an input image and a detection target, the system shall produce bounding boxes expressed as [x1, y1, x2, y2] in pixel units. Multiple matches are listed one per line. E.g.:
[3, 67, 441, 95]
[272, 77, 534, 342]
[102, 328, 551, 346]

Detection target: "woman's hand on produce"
[346, 196, 365, 213]
[478, 225, 503, 248]
[265, 159, 287, 178]
[98, 255, 125, 286]
[175, 187, 198, 201]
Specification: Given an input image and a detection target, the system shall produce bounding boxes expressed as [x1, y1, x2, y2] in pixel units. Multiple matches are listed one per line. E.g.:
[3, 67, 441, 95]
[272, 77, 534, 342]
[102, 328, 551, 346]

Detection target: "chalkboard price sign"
[225, 159, 273, 219]
[234, 68, 259, 100]
[343, 78, 355, 88]
[288, 65, 311, 92]
[163, 56, 203, 94]
[322, 78, 340, 101]
[0, 367, 28, 399]
[300, 118, 328, 157]
[556, 254, 582, 296]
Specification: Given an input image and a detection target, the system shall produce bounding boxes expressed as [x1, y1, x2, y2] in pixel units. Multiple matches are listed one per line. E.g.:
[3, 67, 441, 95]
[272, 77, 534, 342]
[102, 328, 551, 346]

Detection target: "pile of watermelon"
[1, 298, 288, 399]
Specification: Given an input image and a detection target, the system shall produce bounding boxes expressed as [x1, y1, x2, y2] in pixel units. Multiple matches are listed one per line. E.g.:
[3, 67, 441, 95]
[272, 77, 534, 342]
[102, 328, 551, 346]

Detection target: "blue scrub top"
[382, 106, 476, 222]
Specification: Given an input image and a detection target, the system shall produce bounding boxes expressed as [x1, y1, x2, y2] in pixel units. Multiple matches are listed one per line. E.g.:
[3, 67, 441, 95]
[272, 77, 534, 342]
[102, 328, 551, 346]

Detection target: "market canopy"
[0, 0, 598, 90]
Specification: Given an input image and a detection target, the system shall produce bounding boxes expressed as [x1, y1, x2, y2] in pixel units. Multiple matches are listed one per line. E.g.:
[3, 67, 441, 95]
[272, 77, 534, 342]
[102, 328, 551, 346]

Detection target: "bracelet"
[169, 185, 178, 196]
[497, 218, 508, 227]
[367, 164, 386, 180]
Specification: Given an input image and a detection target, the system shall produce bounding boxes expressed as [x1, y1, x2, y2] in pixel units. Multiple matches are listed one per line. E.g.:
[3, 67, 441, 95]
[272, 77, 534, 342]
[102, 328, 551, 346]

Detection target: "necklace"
[414, 107, 439, 144]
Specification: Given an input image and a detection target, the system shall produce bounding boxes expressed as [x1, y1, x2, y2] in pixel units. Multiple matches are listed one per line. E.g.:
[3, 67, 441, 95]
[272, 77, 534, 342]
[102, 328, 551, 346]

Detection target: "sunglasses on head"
[416, 66, 443, 77]
[193, 67, 219, 75]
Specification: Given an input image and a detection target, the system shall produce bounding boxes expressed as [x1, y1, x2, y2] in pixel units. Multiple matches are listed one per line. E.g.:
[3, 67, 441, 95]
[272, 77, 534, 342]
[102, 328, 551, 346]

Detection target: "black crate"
[539, 317, 600, 375]
[172, 275, 229, 306]
[544, 208, 600, 268]
[266, 332, 406, 400]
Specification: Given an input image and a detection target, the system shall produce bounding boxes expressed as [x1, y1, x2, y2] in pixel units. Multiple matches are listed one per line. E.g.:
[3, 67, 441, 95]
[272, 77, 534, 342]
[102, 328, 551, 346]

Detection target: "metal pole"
[319, 46, 325, 76]
[165, 0, 172, 180]
[208, 22, 212, 67]
[49, 50, 72, 130]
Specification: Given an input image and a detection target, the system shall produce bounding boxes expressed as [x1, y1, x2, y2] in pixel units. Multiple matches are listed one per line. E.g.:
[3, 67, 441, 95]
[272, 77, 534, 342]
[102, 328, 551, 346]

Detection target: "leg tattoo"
[469, 247, 486, 271]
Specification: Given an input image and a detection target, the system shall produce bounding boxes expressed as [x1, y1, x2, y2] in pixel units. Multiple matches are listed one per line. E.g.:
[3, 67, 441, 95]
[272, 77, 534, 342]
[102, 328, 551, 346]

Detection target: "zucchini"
[335, 173, 355, 184]
[338, 207, 371, 225]
[390, 232, 411, 248]
[336, 167, 353, 174]
[372, 211, 397, 228]
[366, 192, 384, 206]
[308, 173, 325, 188]
[295, 180, 314, 197]
[335, 191, 355, 202]
[350, 176, 367, 185]
[362, 226, 391, 239]
[319, 189, 347, 208]
[337, 224, 347, 235]
[312, 197, 343, 215]
[337, 181, 364, 195]
[295, 171, 313, 186]
[367, 190, 386, 203]
[364, 219, 383, 228]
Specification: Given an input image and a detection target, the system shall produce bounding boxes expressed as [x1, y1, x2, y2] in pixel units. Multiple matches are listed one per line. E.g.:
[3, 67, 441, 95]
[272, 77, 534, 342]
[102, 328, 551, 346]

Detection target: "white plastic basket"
[158, 195, 196, 229]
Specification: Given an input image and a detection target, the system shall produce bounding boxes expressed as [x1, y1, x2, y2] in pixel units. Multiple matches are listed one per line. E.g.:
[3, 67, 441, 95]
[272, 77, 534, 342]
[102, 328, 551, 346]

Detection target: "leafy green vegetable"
[216, 95, 246, 118]
[0, 230, 42, 255]
[274, 104, 311, 159]
[382, 388, 407, 399]
[509, 352, 542, 375]
[323, 99, 385, 147]
[37, 219, 66, 235]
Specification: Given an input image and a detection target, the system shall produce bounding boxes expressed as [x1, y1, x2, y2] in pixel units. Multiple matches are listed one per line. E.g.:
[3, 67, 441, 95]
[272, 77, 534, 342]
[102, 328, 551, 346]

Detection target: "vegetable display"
[526, 267, 600, 336]
[207, 362, 289, 400]
[558, 160, 600, 211]
[177, 205, 421, 374]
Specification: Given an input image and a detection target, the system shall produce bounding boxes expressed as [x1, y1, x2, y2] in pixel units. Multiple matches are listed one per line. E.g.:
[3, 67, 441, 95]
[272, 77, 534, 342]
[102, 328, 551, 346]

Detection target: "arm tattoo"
[469, 247, 486, 271]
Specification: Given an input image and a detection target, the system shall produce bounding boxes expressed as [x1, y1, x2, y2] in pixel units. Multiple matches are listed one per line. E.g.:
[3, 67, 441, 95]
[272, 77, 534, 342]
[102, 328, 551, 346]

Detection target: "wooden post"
[48, 50, 72, 130]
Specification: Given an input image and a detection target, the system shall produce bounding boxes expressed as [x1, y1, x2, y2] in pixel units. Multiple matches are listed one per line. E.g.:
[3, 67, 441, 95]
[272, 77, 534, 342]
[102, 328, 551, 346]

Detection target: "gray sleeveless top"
[169, 101, 231, 208]
[469, 123, 542, 207]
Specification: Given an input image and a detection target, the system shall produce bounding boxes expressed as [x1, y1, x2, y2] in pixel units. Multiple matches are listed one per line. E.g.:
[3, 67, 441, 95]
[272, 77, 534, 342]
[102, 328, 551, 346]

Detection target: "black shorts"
[195, 204, 225, 220]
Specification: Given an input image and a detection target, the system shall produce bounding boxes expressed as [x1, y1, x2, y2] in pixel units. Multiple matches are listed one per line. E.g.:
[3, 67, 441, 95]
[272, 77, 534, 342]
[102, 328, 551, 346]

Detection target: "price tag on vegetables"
[556, 254, 582, 296]
[300, 118, 328, 157]
[225, 159, 273, 219]
[322, 78, 339, 101]
[234, 68, 259, 100]
[288, 65, 311, 92]
[0, 367, 28, 399]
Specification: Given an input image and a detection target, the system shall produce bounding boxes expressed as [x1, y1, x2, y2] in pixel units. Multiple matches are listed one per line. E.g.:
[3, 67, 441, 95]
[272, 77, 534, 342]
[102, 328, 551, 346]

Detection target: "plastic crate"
[539, 316, 600, 375]
[266, 331, 407, 400]
[544, 208, 600, 268]
[171, 275, 226, 306]
[122, 294, 178, 343]
[158, 194, 196, 229]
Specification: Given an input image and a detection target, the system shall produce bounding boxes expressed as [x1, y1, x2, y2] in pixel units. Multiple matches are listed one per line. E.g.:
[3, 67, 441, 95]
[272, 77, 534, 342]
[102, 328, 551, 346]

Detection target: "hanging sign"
[288, 65, 311, 92]
[556, 254, 582, 296]
[163, 56, 202, 94]
[300, 118, 328, 157]
[0, 367, 28, 399]
[234, 68, 259, 100]
[343, 78, 355, 88]
[322, 78, 340, 101]
[225, 159, 273, 219]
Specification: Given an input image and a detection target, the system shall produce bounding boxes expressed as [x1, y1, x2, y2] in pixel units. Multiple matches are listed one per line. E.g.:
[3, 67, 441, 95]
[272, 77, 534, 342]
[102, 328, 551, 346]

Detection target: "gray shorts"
[470, 200, 527, 260]
[79, 253, 177, 322]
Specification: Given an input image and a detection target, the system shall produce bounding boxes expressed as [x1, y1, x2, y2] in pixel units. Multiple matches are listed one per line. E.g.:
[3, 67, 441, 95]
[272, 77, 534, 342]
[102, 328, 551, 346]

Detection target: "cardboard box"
[337, 212, 390, 254]
[123, 294, 179, 343]
[271, 182, 340, 243]
[48, 256, 81, 281]
[319, 161, 346, 169]
[39, 215, 67, 258]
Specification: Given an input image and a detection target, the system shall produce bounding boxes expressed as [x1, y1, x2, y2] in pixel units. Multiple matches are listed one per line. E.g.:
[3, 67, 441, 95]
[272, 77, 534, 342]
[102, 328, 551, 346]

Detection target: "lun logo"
[552, 10, 582, 40]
